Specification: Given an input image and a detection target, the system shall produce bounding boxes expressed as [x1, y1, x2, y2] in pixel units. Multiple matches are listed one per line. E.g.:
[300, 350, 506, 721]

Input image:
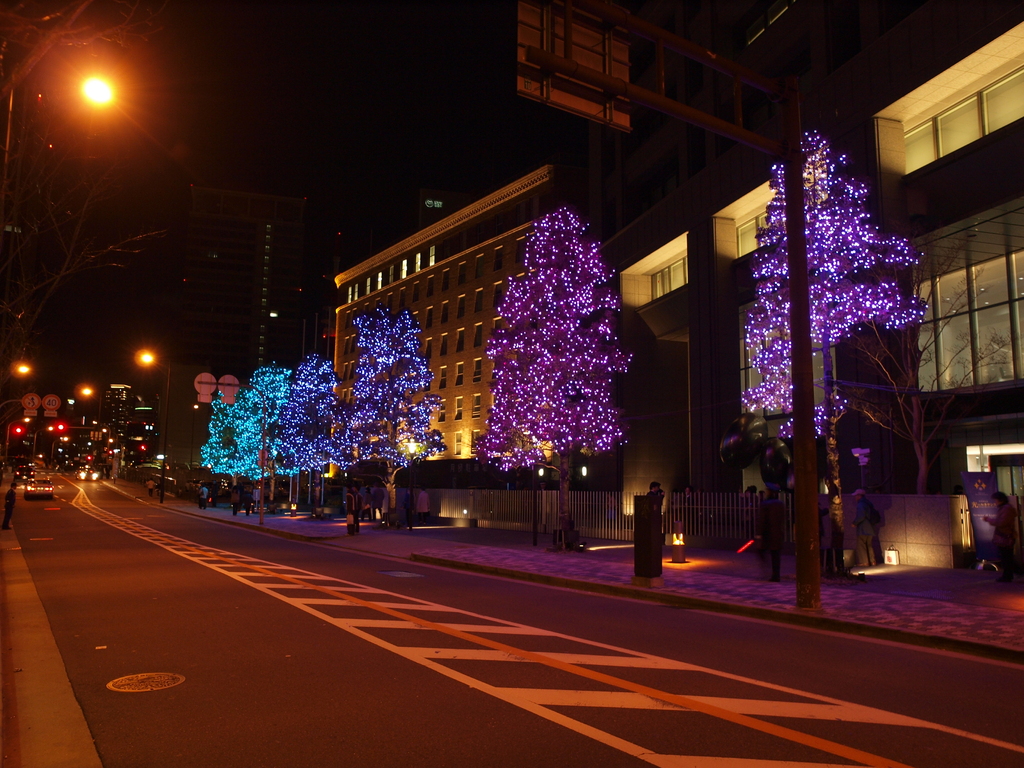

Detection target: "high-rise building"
[101, 385, 132, 440]
[183, 187, 304, 377]
[334, 165, 588, 486]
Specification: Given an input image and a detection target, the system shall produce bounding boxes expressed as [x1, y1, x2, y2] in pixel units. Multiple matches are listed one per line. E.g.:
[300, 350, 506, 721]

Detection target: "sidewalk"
[108, 481, 1024, 661]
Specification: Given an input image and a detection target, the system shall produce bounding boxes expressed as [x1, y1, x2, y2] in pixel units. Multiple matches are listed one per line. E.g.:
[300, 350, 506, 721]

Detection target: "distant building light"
[269, 311, 279, 318]
[425, 199, 444, 209]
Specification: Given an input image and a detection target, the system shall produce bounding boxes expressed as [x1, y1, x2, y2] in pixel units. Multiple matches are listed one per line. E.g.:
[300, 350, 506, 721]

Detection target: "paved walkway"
[100, 480, 1024, 660]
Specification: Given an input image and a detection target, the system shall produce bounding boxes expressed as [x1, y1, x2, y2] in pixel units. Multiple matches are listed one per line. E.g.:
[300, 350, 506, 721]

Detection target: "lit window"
[415, 253, 422, 271]
[439, 365, 448, 389]
[650, 257, 688, 299]
[472, 358, 482, 383]
[401, 259, 408, 279]
[454, 432, 463, 456]
[737, 213, 767, 257]
[377, 272, 383, 290]
[429, 246, 436, 266]
[269, 311, 278, 318]
[264, 245, 270, 252]
[472, 393, 481, 419]
[454, 396, 463, 420]
[438, 399, 446, 423]
[455, 362, 464, 386]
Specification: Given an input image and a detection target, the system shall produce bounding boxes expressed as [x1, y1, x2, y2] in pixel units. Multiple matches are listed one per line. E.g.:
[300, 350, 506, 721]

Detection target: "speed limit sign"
[42, 393, 61, 417]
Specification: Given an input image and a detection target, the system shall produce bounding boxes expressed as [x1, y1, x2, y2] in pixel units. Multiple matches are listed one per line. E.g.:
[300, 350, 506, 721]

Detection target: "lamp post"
[137, 350, 171, 503]
[404, 441, 419, 530]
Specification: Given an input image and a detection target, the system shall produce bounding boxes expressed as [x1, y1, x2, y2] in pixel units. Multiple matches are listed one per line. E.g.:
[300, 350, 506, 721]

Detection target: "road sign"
[517, 0, 632, 131]
[194, 372, 217, 403]
[21, 392, 40, 416]
[42, 394, 61, 418]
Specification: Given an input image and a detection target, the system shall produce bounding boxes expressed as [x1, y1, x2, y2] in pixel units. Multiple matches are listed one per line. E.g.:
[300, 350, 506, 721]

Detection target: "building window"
[439, 365, 448, 389]
[377, 272, 384, 290]
[387, 293, 393, 310]
[472, 393, 481, 419]
[471, 429, 480, 454]
[347, 286, 353, 303]
[440, 301, 449, 323]
[442, 269, 450, 291]
[454, 431, 463, 455]
[438, 398, 446, 423]
[425, 306, 434, 328]
[651, 257, 688, 299]
[456, 328, 465, 353]
[429, 245, 436, 266]
[415, 253, 422, 272]
[413, 282, 420, 302]
[493, 316, 504, 331]
[473, 357, 483, 383]
[494, 246, 504, 271]
[514, 237, 525, 263]
[493, 282, 504, 307]
[474, 323, 483, 347]
[737, 213, 768, 258]
[458, 262, 467, 284]
[905, 66, 1024, 174]
[398, 289, 406, 309]
[455, 362, 464, 386]
[366, 277, 372, 295]
[474, 288, 484, 312]
[424, 337, 433, 359]
[401, 259, 408, 279]
[427, 276, 435, 297]
[440, 333, 448, 356]
[457, 294, 466, 318]
[454, 396, 463, 420]
[475, 254, 485, 278]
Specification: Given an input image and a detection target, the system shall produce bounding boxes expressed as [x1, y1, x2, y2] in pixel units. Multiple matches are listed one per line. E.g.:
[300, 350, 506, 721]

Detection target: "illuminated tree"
[478, 207, 630, 517]
[200, 365, 293, 481]
[279, 353, 346, 472]
[743, 132, 922, 523]
[338, 306, 443, 498]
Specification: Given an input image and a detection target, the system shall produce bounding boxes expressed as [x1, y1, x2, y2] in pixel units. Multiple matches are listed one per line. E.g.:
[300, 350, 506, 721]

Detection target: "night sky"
[33, 0, 587, 401]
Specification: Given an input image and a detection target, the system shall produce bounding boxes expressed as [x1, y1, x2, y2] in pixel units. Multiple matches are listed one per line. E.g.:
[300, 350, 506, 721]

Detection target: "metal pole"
[158, 365, 171, 503]
[782, 76, 820, 611]
[531, 465, 538, 546]
[408, 458, 415, 530]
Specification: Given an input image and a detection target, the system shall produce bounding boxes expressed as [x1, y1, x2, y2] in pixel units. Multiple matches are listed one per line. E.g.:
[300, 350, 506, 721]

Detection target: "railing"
[429, 489, 780, 543]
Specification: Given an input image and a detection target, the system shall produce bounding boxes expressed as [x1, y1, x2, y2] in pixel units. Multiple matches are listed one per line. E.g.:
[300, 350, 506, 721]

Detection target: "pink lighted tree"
[743, 132, 923, 525]
[478, 207, 630, 517]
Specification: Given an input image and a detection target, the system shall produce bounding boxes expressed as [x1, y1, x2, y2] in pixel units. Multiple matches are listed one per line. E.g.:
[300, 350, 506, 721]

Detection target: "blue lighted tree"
[477, 207, 630, 518]
[201, 392, 245, 477]
[279, 353, 347, 501]
[338, 306, 443, 499]
[743, 132, 922, 523]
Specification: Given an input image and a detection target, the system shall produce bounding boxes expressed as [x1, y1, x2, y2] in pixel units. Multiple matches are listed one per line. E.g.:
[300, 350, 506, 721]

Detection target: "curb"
[410, 553, 1024, 666]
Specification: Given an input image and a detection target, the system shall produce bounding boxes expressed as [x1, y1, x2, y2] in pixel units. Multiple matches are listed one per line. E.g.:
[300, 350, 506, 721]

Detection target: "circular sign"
[21, 393, 41, 410]
[42, 394, 62, 411]
[194, 372, 217, 403]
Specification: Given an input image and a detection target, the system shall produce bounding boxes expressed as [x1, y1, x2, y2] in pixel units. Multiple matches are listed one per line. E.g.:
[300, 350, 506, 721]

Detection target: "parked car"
[23, 478, 54, 500]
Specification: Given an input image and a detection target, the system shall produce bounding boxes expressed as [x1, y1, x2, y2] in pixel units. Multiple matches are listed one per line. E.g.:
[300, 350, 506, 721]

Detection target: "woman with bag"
[984, 492, 1019, 582]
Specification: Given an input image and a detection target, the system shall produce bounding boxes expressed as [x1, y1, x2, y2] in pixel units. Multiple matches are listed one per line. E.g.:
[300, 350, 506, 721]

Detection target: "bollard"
[671, 521, 687, 563]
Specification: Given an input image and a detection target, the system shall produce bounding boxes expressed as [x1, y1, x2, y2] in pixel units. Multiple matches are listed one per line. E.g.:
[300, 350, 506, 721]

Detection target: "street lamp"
[137, 350, 171, 503]
[81, 77, 114, 106]
[403, 441, 420, 530]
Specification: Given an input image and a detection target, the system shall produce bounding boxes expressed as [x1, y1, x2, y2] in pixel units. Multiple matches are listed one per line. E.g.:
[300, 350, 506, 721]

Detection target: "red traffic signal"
[10, 424, 25, 436]
[54, 421, 67, 432]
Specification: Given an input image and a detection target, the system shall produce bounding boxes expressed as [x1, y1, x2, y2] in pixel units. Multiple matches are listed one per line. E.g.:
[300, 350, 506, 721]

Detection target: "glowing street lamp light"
[137, 350, 171, 503]
[82, 77, 113, 106]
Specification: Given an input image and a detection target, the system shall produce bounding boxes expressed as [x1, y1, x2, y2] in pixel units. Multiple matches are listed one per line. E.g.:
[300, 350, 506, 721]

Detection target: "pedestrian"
[243, 483, 254, 515]
[197, 483, 208, 510]
[984, 492, 1019, 582]
[852, 489, 880, 567]
[757, 486, 786, 582]
[3, 481, 15, 530]
[371, 482, 386, 522]
[359, 485, 373, 521]
[647, 481, 665, 514]
[416, 486, 430, 525]
[145, 478, 156, 497]
[230, 482, 243, 516]
[345, 484, 360, 535]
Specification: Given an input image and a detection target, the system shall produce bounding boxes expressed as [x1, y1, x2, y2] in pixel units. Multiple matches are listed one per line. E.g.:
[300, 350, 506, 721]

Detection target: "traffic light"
[9, 423, 25, 437]
[55, 422, 67, 433]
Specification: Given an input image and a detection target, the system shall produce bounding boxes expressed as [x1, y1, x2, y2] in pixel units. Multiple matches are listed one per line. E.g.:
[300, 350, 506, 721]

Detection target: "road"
[3, 477, 1023, 767]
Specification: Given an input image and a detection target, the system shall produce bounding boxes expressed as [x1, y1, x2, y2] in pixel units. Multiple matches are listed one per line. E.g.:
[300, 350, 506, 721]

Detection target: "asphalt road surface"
[6, 478, 1024, 767]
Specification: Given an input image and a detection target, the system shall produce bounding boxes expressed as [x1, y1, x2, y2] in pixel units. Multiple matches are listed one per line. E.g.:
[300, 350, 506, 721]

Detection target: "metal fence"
[429, 489, 783, 543]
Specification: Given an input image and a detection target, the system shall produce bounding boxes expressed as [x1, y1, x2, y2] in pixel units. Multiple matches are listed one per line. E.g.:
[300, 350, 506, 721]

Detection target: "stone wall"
[822, 494, 966, 568]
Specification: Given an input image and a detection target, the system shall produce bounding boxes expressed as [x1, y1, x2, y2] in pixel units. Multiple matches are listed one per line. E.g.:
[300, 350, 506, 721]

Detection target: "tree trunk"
[910, 395, 929, 495]
[822, 343, 844, 530]
[558, 453, 570, 520]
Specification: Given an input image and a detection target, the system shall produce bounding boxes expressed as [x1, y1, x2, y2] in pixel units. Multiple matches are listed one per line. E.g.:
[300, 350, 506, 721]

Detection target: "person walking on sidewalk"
[145, 478, 156, 497]
[416, 486, 430, 525]
[197, 483, 208, 510]
[984, 491, 1018, 582]
[853, 489, 879, 567]
[3, 481, 15, 529]
[757, 486, 786, 582]
[230, 482, 243, 516]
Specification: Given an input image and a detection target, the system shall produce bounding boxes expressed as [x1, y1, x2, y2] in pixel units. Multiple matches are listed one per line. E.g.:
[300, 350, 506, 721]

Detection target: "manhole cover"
[106, 673, 185, 692]
[378, 570, 424, 578]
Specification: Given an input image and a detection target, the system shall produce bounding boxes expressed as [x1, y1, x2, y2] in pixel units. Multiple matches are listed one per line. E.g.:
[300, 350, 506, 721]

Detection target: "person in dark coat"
[757, 487, 786, 582]
[985, 491, 1019, 582]
[3, 482, 15, 529]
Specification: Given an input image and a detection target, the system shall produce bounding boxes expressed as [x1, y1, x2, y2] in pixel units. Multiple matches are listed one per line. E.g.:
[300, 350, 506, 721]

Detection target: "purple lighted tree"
[743, 132, 922, 526]
[478, 207, 630, 517]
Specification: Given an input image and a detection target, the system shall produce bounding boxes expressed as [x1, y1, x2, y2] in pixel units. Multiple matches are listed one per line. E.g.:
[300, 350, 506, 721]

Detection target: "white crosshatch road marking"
[72, 490, 1024, 767]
